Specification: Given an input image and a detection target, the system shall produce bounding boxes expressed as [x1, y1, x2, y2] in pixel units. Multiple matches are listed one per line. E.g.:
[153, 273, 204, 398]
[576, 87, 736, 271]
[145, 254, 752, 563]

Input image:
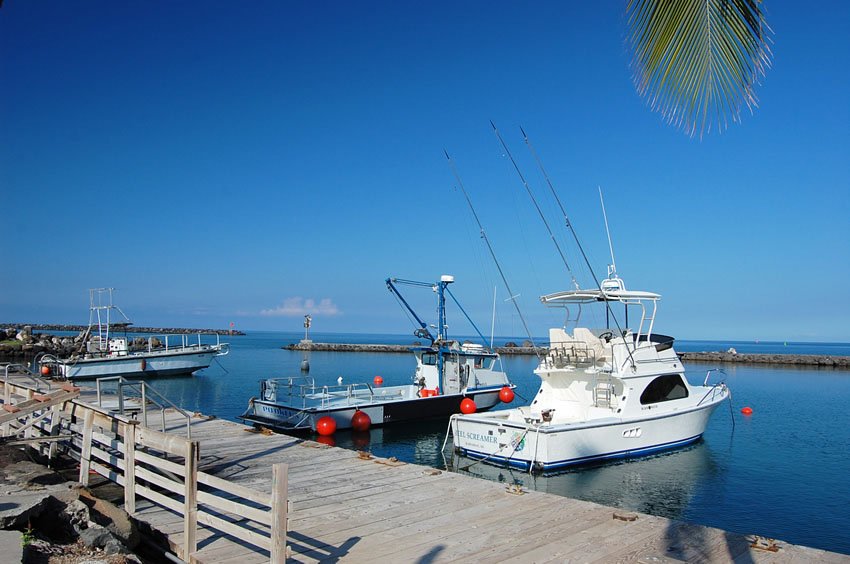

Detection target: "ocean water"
[108, 331, 850, 555]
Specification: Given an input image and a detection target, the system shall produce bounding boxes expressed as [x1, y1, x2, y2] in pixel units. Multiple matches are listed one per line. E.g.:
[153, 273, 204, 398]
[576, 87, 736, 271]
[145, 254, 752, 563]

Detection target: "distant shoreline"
[283, 342, 850, 367]
[0, 323, 244, 336]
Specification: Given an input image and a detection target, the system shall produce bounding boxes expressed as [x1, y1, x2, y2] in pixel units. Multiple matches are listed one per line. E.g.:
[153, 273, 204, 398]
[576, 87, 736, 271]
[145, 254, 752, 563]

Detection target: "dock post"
[271, 463, 289, 563]
[183, 440, 198, 559]
[123, 421, 137, 514]
[79, 409, 95, 485]
[47, 403, 62, 461]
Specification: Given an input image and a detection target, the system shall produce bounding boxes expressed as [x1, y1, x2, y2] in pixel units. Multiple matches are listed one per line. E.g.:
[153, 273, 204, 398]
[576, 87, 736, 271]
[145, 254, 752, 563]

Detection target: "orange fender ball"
[741, 406, 753, 415]
[351, 410, 372, 432]
[40, 365, 51, 376]
[373, 375, 383, 386]
[460, 398, 477, 414]
[316, 416, 337, 436]
[499, 386, 515, 403]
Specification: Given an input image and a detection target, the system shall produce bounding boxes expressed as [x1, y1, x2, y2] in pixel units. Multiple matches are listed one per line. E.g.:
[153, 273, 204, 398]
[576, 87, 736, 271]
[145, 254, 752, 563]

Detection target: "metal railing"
[3, 363, 48, 392]
[697, 369, 729, 406]
[261, 376, 394, 409]
[95, 376, 193, 438]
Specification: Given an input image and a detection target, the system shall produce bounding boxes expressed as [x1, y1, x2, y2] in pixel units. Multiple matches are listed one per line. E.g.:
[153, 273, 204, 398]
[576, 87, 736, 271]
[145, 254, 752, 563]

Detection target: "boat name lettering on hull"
[457, 430, 498, 444]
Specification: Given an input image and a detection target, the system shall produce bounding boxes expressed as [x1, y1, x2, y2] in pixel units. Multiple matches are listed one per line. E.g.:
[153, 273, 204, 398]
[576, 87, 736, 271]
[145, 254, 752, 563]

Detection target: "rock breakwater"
[678, 351, 850, 368]
[283, 342, 850, 367]
[282, 341, 547, 356]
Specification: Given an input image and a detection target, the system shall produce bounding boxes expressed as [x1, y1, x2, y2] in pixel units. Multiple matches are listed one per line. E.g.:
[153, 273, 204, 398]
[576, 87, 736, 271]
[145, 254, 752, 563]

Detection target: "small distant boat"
[450, 271, 729, 473]
[39, 288, 229, 380]
[240, 275, 516, 432]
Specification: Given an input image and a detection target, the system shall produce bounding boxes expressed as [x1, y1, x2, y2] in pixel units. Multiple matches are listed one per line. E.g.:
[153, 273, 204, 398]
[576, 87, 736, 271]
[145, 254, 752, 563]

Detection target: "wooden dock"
[135, 413, 849, 563]
[3, 369, 849, 563]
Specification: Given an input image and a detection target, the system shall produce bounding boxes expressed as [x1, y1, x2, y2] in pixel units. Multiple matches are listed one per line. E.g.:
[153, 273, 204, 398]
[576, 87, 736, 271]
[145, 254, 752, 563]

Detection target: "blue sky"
[1, 1, 848, 341]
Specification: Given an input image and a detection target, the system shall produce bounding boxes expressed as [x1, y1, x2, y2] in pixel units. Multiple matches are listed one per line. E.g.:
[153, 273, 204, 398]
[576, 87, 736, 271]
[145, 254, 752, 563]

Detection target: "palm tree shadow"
[417, 545, 445, 563]
[662, 520, 755, 562]
[286, 530, 360, 563]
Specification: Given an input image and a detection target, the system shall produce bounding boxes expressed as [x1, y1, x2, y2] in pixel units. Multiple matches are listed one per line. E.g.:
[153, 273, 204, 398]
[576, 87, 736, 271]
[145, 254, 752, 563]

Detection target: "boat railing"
[314, 383, 376, 409]
[262, 377, 395, 409]
[544, 340, 599, 369]
[95, 376, 193, 438]
[146, 333, 226, 354]
[697, 369, 728, 406]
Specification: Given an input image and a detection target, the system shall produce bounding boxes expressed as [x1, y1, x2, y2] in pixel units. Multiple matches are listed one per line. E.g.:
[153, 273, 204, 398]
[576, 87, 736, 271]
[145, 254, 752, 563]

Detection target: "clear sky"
[1, 1, 848, 342]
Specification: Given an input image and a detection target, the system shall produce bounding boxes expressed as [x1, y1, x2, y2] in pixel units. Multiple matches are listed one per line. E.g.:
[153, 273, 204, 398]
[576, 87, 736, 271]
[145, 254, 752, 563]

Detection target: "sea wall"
[678, 351, 850, 368]
[1, 323, 243, 336]
[283, 341, 547, 356]
[282, 341, 850, 367]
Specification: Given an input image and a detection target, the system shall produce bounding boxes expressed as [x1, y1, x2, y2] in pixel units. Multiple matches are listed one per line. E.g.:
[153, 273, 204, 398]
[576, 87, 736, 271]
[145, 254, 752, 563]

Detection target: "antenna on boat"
[599, 186, 617, 278]
[490, 286, 497, 350]
[445, 150, 540, 358]
[520, 128, 637, 370]
[491, 121, 580, 291]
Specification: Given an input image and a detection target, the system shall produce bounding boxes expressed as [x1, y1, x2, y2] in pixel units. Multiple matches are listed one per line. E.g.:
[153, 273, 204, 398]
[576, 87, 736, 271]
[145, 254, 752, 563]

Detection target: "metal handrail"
[3, 363, 48, 392]
[96, 376, 192, 438]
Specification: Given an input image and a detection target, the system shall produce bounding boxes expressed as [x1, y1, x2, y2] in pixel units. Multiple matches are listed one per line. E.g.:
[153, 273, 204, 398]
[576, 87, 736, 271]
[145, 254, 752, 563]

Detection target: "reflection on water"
[449, 442, 719, 521]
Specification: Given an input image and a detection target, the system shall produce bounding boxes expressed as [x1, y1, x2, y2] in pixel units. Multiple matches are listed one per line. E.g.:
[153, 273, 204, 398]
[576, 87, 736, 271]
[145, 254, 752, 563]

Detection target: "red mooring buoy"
[499, 386, 515, 403]
[460, 398, 477, 414]
[351, 410, 372, 432]
[741, 406, 753, 415]
[373, 375, 383, 386]
[316, 416, 337, 436]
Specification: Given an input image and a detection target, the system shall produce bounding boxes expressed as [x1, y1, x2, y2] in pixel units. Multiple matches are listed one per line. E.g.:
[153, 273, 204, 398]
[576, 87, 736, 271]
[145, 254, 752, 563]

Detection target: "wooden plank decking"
[3, 370, 848, 563]
[138, 408, 848, 563]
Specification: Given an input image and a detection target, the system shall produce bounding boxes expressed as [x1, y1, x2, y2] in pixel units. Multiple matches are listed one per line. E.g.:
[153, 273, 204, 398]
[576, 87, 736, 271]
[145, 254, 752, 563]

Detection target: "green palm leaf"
[626, 0, 772, 136]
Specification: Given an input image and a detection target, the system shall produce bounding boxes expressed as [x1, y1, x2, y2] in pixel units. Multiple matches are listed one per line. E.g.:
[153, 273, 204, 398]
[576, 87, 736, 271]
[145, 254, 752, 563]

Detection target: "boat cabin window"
[474, 356, 484, 369]
[422, 353, 437, 366]
[640, 374, 689, 405]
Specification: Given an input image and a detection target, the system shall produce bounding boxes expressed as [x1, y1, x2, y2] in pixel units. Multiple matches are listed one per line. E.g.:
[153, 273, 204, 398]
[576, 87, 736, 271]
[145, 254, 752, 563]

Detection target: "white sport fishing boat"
[39, 288, 229, 380]
[451, 270, 729, 472]
[240, 275, 515, 432]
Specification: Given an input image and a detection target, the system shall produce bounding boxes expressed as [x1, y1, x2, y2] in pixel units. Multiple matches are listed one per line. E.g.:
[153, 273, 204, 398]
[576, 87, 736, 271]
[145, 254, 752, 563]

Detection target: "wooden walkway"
[3, 369, 849, 563]
[135, 408, 846, 563]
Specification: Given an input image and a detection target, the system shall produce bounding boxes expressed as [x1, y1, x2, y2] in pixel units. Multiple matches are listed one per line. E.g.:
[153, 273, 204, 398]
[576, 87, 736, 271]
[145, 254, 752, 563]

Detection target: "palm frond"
[626, 0, 772, 136]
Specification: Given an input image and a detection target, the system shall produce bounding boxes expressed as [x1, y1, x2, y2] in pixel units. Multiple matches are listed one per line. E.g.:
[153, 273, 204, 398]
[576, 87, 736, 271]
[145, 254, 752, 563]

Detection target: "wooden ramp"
[139, 410, 848, 564]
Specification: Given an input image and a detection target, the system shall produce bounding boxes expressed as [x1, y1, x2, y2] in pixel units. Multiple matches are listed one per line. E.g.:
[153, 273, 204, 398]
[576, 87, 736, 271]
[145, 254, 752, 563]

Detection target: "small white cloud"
[260, 297, 341, 317]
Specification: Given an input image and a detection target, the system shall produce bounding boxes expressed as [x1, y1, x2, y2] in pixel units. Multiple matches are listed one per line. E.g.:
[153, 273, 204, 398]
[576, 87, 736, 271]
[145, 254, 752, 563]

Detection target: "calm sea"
[112, 331, 850, 555]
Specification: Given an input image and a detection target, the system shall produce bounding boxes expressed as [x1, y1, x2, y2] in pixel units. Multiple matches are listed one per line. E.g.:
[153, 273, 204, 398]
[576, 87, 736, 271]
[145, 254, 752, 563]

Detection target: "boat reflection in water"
[447, 440, 720, 521]
[323, 416, 720, 522]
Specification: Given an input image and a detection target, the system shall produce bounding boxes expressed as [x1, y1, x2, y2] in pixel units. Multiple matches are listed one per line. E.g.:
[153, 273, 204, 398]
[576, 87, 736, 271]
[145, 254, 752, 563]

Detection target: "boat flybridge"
[451, 271, 729, 472]
[240, 275, 516, 433]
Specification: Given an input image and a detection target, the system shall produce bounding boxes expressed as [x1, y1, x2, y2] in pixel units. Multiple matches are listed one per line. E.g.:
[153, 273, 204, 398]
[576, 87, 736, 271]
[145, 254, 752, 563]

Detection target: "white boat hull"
[59, 347, 223, 380]
[452, 395, 726, 472]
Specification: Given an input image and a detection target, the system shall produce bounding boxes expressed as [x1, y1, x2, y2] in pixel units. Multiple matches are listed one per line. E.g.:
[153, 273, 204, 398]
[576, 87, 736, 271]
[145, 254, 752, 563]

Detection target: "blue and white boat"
[450, 271, 729, 473]
[241, 275, 515, 432]
[39, 288, 229, 380]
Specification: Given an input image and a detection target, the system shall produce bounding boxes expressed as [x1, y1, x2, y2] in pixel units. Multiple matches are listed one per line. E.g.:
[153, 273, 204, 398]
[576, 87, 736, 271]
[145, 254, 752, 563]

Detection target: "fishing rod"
[491, 121, 579, 291]
[521, 126, 636, 370]
[444, 150, 540, 359]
